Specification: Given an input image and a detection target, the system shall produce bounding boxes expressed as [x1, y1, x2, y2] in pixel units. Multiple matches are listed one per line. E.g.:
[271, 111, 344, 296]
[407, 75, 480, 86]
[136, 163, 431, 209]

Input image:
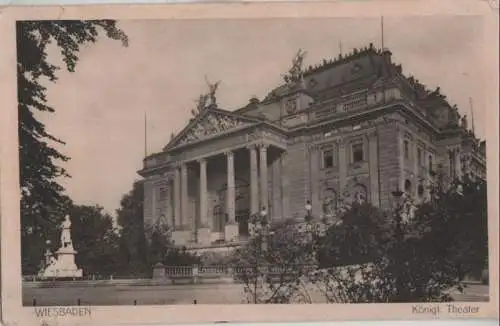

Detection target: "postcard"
[1, 1, 498, 325]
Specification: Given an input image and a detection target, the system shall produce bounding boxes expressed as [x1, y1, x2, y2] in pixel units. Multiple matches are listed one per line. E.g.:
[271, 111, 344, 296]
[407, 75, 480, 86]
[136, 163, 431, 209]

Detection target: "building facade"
[137, 44, 486, 250]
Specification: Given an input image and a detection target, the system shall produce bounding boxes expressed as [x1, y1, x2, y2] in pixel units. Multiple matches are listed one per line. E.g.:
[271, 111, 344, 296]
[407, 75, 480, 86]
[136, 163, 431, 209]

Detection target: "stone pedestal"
[211, 232, 225, 244]
[224, 224, 239, 243]
[172, 230, 191, 246]
[197, 227, 212, 246]
[153, 263, 166, 279]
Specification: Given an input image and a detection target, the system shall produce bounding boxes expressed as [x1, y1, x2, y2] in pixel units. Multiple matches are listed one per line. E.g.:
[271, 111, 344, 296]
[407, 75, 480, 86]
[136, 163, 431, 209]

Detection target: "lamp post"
[305, 200, 312, 222]
[259, 206, 269, 252]
[391, 189, 405, 302]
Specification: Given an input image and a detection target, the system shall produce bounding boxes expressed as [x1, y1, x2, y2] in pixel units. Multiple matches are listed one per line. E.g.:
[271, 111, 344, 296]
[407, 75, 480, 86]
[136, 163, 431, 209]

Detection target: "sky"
[40, 16, 490, 216]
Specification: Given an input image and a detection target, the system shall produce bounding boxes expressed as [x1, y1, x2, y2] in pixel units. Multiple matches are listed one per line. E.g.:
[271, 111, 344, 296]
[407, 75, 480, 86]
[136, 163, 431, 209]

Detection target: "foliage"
[317, 203, 390, 267]
[115, 180, 149, 277]
[230, 214, 316, 304]
[18, 20, 128, 275]
[410, 176, 488, 281]
[115, 181, 200, 277]
[310, 176, 488, 303]
[68, 204, 120, 277]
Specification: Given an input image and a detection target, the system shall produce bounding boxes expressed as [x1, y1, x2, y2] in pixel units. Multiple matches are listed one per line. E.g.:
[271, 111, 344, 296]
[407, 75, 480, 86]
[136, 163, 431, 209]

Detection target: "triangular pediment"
[166, 108, 259, 150]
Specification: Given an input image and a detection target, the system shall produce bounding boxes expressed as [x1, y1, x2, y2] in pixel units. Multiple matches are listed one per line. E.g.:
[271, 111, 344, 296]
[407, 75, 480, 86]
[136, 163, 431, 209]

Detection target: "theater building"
[137, 44, 486, 250]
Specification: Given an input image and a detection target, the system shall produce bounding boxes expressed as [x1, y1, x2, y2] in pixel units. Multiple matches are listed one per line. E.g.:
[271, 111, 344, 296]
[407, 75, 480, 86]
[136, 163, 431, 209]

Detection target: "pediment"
[167, 109, 258, 149]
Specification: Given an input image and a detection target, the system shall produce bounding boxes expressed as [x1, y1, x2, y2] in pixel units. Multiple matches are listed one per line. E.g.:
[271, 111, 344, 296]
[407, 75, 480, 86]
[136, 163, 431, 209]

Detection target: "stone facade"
[138, 44, 486, 250]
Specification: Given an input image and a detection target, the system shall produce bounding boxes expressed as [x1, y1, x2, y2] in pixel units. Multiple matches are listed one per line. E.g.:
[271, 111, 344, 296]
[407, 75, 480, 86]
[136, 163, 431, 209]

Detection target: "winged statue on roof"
[283, 48, 307, 86]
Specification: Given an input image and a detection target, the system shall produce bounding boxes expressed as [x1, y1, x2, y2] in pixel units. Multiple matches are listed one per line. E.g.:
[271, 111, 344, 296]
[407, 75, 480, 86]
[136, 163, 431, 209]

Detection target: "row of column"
[170, 143, 270, 236]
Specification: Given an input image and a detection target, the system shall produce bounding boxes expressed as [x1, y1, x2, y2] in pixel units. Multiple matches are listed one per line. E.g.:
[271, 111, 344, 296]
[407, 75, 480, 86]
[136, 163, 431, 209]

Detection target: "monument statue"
[39, 214, 83, 279]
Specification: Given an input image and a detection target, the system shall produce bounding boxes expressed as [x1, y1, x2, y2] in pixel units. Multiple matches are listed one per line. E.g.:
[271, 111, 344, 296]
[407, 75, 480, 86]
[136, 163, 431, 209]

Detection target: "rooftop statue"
[283, 49, 307, 86]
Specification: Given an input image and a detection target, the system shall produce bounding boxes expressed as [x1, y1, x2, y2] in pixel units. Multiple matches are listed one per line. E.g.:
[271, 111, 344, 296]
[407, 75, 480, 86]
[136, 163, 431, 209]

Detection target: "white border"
[1, 1, 498, 325]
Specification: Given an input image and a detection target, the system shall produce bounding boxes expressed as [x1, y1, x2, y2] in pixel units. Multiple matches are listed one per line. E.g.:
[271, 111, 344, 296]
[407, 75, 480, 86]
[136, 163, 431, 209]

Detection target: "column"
[281, 153, 290, 219]
[338, 140, 347, 195]
[309, 145, 321, 215]
[173, 167, 181, 228]
[167, 180, 175, 227]
[398, 131, 405, 191]
[198, 158, 208, 228]
[425, 151, 431, 201]
[225, 151, 238, 242]
[226, 151, 236, 223]
[249, 145, 259, 216]
[259, 144, 269, 213]
[368, 132, 380, 206]
[180, 163, 188, 230]
[413, 143, 419, 197]
[455, 148, 462, 181]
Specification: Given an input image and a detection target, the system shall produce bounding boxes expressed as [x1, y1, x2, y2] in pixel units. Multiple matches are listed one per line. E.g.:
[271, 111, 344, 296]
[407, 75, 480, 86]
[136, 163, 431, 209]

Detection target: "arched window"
[353, 184, 368, 204]
[322, 188, 337, 217]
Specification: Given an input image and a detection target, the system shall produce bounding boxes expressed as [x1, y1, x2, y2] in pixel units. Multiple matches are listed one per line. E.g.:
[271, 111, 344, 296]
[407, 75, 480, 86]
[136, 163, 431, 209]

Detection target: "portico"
[138, 107, 287, 247]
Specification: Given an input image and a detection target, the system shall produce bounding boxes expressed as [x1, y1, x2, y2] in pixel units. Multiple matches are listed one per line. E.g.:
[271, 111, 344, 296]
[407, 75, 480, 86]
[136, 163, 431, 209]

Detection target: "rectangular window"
[404, 140, 409, 159]
[352, 143, 364, 163]
[323, 149, 334, 169]
[428, 155, 433, 172]
[417, 148, 422, 166]
[159, 188, 167, 201]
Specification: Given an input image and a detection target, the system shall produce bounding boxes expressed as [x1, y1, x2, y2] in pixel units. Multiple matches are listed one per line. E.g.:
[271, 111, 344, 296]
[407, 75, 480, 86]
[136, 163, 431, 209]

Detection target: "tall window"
[322, 149, 334, 169]
[159, 187, 167, 201]
[404, 140, 410, 159]
[428, 155, 433, 172]
[417, 148, 422, 166]
[352, 143, 364, 163]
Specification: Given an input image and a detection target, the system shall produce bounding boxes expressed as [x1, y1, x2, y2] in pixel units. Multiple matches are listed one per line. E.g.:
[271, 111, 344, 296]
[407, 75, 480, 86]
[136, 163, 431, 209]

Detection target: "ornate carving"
[177, 112, 251, 146]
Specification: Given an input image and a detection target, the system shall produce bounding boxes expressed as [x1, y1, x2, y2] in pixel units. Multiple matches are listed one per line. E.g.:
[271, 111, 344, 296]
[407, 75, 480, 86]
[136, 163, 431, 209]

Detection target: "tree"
[230, 214, 315, 304]
[410, 176, 488, 282]
[116, 181, 200, 277]
[317, 203, 390, 268]
[68, 204, 120, 277]
[18, 20, 128, 275]
[115, 180, 149, 276]
[310, 176, 489, 303]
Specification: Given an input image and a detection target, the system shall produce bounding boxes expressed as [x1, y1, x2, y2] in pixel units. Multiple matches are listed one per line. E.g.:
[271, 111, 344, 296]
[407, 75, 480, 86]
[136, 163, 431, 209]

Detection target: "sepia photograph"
[1, 1, 498, 325]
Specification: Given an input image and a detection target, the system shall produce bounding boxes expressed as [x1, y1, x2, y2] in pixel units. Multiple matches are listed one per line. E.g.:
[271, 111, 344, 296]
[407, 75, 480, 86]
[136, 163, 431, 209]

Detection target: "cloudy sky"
[40, 16, 490, 215]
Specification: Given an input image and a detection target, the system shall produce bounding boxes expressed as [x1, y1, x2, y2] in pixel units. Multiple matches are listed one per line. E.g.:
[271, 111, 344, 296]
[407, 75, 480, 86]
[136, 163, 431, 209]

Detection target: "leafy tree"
[68, 204, 120, 277]
[310, 176, 488, 303]
[317, 203, 390, 267]
[230, 214, 316, 304]
[116, 181, 200, 277]
[115, 180, 149, 276]
[17, 20, 128, 275]
[410, 176, 488, 282]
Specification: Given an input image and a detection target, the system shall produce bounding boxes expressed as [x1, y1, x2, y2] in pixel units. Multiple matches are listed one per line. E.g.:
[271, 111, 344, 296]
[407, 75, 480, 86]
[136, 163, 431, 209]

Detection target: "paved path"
[23, 282, 489, 306]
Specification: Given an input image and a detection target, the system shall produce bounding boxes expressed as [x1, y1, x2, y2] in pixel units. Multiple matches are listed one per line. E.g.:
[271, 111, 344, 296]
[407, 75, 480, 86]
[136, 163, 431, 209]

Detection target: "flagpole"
[144, 110, 148, 157]
[381, 16, 385, 50]
[469, 97, 475, 135]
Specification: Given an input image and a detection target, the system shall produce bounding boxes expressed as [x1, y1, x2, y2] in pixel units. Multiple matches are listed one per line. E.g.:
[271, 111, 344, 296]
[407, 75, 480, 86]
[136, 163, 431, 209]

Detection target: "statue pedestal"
[39, 215, 83, 279]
